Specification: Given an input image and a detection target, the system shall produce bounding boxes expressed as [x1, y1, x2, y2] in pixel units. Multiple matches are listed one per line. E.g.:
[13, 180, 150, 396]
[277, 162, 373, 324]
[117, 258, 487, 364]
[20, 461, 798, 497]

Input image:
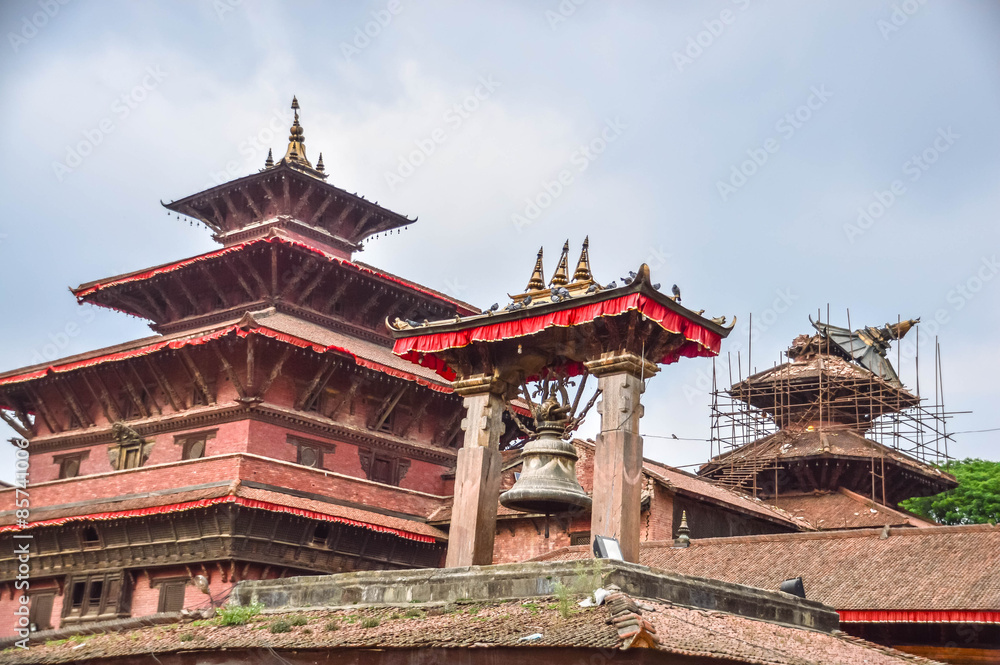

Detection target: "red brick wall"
[492, 515, 591, 564]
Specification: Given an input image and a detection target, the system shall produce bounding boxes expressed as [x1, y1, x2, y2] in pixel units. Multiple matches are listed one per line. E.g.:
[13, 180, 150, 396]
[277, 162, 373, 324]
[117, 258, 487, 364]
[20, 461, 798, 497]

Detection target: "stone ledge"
[233, 559, 839, 633]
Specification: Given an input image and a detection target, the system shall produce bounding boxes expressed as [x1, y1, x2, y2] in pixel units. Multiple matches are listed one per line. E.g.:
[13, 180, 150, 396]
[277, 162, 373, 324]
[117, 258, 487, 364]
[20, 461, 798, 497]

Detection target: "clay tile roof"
[535, 524, 1000, 613]
[2, 593, 943, 664]
[770, 488, 936, 530]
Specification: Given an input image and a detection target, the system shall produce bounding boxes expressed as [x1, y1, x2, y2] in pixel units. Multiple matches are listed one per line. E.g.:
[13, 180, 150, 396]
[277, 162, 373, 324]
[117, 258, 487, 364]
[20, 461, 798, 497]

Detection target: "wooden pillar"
[445, 374, 506, 567]
[585, 352, 658, 563]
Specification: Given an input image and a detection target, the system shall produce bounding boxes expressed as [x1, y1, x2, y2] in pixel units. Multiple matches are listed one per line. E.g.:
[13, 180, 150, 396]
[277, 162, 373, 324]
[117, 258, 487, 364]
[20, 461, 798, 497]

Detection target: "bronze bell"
[500, 421, 592, 515]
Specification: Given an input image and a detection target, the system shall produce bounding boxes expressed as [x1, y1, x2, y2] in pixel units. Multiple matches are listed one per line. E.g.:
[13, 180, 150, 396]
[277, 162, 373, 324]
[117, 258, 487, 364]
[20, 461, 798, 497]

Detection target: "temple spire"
[549, 240, 570, 287]
[282, 95, 312, 168]
[572, 236, 592, 282]
[526, 247, 545, 291]
[316, 152, 325, 173]
[264, 148, 274, 168]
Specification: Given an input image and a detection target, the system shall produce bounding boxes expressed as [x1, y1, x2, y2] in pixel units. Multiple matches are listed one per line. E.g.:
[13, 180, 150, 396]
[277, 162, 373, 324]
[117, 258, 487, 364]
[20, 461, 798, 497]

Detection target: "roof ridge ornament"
[550, 240, 570, 287]
[526, 247, 545, 291]
[282, 95, 312, 168]
[572, 236, 592, 282]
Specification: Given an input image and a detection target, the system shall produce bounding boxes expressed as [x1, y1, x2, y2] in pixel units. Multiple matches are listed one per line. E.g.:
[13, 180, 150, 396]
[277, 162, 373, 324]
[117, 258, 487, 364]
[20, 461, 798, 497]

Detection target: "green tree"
[900, 458, 1000, 525]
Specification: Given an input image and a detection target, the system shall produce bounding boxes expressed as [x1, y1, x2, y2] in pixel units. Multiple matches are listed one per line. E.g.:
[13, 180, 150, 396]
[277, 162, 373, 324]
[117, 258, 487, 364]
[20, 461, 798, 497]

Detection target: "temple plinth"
[391, 240, 733, 564]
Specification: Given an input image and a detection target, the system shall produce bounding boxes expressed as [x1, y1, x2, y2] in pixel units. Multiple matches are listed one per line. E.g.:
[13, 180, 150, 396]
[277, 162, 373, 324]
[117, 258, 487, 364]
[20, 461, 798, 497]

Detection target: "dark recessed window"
[157, 580, 188, 613]
[312, 523, 331, 546]
[58, 453, 87, 479]
[182, 437, 206, 460]
[570, 532, 591, 546]
[82, 527, 100, 548]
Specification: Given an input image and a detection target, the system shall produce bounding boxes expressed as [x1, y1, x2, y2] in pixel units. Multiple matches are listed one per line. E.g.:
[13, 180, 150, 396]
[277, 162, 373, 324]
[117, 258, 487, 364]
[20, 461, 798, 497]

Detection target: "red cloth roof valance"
[0, 324, 450, 394]
[0, 495, 436, 543]
[839, 610, 1000, 624]
[393, 292, 724, 381]
[74, 235, 474, 313]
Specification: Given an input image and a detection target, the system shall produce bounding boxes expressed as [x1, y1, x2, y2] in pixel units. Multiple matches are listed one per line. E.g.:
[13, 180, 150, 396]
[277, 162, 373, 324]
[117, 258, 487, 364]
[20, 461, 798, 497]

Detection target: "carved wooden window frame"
[54, 450, 89, 479]
[174, 429, 217, 460]
[288, 434, 336, 470]
[358, 448, 410, 486]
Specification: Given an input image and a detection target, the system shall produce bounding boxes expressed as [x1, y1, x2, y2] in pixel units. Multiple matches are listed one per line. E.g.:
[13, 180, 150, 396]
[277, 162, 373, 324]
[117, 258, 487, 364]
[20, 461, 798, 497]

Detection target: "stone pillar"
[584, 352, 659, 563]
[445, 374, 506, 568]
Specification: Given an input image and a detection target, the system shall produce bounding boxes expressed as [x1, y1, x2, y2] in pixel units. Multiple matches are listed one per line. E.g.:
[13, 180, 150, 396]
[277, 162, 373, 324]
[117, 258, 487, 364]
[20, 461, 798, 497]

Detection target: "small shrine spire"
[549, 240, 570, 287]
[673, 510, 691, 548]
[526, 247, 545, 291]
[316, 152, 325, 173]
[283, 95, 312, 168]
[264, 148, 274, 168]
[572, 236, 592, 282]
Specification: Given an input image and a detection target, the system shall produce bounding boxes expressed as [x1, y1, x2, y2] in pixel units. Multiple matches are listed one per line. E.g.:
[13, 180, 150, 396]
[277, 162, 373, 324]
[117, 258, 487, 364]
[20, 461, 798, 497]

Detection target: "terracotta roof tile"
[535, 524, 1000, 612]
[2, 594, 943, 664]
[770, 489, 936, 530]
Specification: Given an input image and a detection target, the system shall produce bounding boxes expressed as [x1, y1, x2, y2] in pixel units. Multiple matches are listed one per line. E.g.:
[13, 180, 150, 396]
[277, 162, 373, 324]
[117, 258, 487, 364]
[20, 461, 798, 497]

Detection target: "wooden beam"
[221, 192, 240, 220]
[355, 288, 385, 322]
[354, 210, 376, 237]
[54, 379, 93, 428]
[293, 265, 328, 306]
[245, 335, 256, 394]
[307, 191, 334, 225]
[178, 347, 214, 405]
[213, 344, 247, 400]
[199, 264, 230, 308]
[325, 374, 362, 419]
[135, 361, 163, 415]
[291, 183, 315, 218]
[241, 188, 263, 220]
[435, 406, 464, 447]
[330, 202, 354, 235]
[207, 199, 227, 230]
[91, 371, 125, 421]
[225, 260, 256, 300]
[134, 284, 167, 320]
[322, 278, 353, 315]
[149, 281, 181, 320]
[176, 276, 201, 311]
[270, 244, 278, 296]
[369, 385, 407, 431]
[80, 372, 114, 424]
[238, 253, 269, 298]
[282, 176, 290, 210]
[257, 346, 292, 398]
[278, 257, 316, 300]
[398, 395, 432, 438]
[114, 366, 149, 419]
[0, 409, 31, 439]
[296, 358, 337, 411]
[145, 357, 184, 412]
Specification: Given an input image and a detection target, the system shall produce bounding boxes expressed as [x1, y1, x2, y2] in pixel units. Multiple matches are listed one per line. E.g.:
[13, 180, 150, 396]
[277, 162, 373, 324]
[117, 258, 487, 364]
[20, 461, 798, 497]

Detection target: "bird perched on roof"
[605, 281, 617, 289]
[621, 270, 637, 285]
[652, 283, 660, 290]
[507, 301, 524, 311]
[556, 287, 570, 298]
[487, 303, 499, 313]
[405, 319, 421, 328]
[586, 283, 598, 293]
[523, 295, 533, 305]
[671, 434, 678, 440]
[672, 284, 681, 302]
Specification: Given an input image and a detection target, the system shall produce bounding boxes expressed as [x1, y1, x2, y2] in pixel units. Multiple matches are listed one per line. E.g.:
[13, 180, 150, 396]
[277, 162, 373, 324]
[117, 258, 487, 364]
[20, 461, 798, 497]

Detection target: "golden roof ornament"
[549, 240, 570, 287]
[572, 235, 592, 282]
[282, 95, 312, 168]
[526, 247, 545, 291]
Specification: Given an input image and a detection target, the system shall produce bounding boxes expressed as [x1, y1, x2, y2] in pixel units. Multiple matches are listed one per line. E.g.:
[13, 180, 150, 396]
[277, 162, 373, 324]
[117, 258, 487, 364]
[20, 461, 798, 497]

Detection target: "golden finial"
[674, 510, 691, 548]
[526, 247, 545, 291]
[264, 148, 274, 168]
[316, 152, 325, 173]
[282, 95, 311, 167]
[549, 240, 570, 287]
[572, 236, 592, 282]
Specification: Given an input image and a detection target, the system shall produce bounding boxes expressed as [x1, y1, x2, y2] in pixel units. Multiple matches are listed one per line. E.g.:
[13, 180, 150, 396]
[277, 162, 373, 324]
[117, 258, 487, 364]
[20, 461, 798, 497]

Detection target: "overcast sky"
[1, 1, 998, 483]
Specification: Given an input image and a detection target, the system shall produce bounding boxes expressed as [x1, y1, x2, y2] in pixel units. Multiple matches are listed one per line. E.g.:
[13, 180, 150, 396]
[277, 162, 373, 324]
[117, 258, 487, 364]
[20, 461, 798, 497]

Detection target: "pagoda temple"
[698, 318, 957, 529]
[0, 98, 530, 633]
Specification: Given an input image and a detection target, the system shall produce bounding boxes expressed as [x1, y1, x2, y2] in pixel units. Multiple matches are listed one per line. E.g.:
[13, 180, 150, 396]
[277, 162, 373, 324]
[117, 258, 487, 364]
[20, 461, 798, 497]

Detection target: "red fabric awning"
[0, 324, 450, 394]
[393, 292, 723, 381]
[0, 495, 436, 543]
[839, 610, 1000, 624]
[74, 235, 474, 314]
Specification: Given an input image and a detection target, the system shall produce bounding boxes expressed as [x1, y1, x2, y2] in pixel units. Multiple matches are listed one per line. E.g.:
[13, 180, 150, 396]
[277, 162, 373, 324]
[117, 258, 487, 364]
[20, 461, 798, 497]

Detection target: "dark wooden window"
[28, 593, 55, 631]
[570, 532, 591, 546]
[64, 573, 126, 620]
[359, 449, 410, 486]
[175, 429, 216, 461]
[289, 435, 335, 470]
[370, 457, 393, 484]
[81, 526, 100, 549]
[157, 580, 188, 613]
[56, 451, 88, 479]
[312, 523, 331, 546]
[118, 444, 142, 470]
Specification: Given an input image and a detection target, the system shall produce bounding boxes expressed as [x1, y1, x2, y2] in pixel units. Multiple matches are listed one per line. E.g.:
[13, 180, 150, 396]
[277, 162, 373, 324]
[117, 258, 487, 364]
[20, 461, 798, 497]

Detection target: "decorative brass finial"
[283, 96, 311, 167]
[316, 152, 325, 173]
[526, 247, 545, 291]
[264, 148, 274, 168]
[572, 236, 592, 282]
[673, 510, 691, 548]
[549, 240, 570, 287]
